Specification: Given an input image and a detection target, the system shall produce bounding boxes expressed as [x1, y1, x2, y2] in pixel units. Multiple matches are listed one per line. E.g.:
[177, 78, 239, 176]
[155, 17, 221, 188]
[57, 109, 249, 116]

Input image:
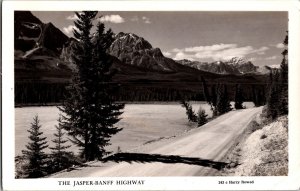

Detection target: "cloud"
[130, 16, 151, 24]
[269, 64, 281, 68]
[99, 15, 125, 23]
[248, 57, 257, 61]
[170, 44, 269, 61]
[63, 25, 76, 35]
[174, 52, 195, 61]
[142, 16, 151, 24]
[255, 47, 269, 55]
[265, 56, 278, 60]
[163, 52, 172, 57]
[276, 43, 285, 48]
[258, 46, 269, 51]
[195, 46, 253, 60]
[66, 14, 78, 20]
[184, 44, 237, 52]
[172, 48, 182, 52]
[130, 16, 139, 22]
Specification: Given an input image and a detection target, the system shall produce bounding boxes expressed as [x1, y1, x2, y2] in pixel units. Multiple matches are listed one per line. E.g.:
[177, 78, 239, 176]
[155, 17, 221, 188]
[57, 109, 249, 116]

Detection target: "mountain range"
[14, 11, 268, 103]
[176, 57, 271, 75]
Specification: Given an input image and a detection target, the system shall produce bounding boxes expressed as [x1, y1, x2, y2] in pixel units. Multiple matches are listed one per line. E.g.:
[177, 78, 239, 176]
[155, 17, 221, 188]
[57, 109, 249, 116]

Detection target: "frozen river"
[15, 102, 254, 156]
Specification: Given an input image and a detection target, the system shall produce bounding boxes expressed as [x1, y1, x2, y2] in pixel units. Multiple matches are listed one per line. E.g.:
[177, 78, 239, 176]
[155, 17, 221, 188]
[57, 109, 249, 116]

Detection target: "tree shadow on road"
[102, 152, 228, 170]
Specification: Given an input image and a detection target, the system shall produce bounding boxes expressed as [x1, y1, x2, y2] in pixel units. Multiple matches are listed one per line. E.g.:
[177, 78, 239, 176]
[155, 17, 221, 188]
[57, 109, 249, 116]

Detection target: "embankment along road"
[51, 107, 262, 177]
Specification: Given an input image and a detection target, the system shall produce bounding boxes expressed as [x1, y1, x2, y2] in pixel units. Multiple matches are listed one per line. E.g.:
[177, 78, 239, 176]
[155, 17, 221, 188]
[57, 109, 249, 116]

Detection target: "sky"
[32, 11, 288, 67]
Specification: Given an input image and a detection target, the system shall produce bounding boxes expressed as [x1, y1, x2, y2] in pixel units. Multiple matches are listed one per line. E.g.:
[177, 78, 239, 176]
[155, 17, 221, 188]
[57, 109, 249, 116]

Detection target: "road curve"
[51, 107, 262, 177]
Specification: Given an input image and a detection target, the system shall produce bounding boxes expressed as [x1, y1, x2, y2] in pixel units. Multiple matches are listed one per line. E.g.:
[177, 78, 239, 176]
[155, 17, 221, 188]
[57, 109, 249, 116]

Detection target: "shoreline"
[15, 101, 209, 108]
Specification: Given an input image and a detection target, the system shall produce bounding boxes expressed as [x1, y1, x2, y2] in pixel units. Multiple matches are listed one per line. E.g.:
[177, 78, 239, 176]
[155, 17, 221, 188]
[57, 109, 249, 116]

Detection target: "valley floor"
[51, 107, 262, 177]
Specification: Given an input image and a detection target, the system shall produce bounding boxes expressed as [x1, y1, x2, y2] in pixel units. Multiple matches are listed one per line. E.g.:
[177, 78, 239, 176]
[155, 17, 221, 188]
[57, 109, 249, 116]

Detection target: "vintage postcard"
[2, 0, 300, 190]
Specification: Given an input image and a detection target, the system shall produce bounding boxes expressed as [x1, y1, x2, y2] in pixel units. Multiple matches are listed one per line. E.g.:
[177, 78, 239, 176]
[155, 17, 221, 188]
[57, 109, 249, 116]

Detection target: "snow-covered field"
[15, 102, 254, 157]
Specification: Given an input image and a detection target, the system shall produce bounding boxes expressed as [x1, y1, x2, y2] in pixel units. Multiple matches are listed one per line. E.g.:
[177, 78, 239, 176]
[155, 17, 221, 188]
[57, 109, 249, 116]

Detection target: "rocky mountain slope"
[15, 11, 72, 82]
[15, 11, 69, 54]
[14, 11, 268, 104]
[109, 32, 186, 72]
[15, 11, 268, 81]
[176, 57, 269, 75]
[14, 11, 211, 82]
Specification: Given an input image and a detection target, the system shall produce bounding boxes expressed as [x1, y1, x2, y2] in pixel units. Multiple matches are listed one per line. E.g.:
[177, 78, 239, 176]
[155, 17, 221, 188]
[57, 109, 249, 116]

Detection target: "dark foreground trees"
[265, 33, 288, 120]
[180, 99, 208, 127]
[201, 77, 232, 116]
[234, 84, 244, 109]
[252, 85, 266, 107]
[180, 99, 197, 122]
[181, 77, 234, 127]
[21, 115, 48, 178]
[197, 107, 208, 126]
[59, 11, 124, 161]
[278, 33, 288, 115]
[17, 115, 81, 178]
[215, 84, 232, 115]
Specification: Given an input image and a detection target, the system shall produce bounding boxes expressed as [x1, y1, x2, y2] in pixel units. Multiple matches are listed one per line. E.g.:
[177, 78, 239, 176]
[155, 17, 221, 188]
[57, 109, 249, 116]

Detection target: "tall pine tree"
[252, 85, 265, 107]
[180, 99, 197, 122]
[202, 81, 232, 116]
[49, 114, 72, 171]
[215, 84, 232, 115]
[279, 32, 288, 115]
[266, 33, 288, 119]
[266, 70, 280, 119]
[201, 77, 211, 105]
[234, 84, 244, 109]
[59, 12, 124, 161]
[22, 115, 48, 178]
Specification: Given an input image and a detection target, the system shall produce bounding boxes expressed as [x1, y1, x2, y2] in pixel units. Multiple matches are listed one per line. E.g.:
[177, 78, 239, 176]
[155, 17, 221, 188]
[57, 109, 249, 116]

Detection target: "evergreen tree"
[252, 85, 265, 107]
[266, 70, 280, 119]
[201, 78, 218, 115]
[88, 22, 124, 160]
[215, 84, 232, 115]
[197, 107, 208, 127]
[279, 32, 288, 115]
[234, 84, 244, 109]
[251, 85, 258, 107]
[223, 85, 232, 113]
[210, 84, 218, 116]
[180, 99, 197, 122]
[261, 88, 266, 106]
[257, 89, 265, 106]
[201, 77, 211, 105]
[265, 33, 288, 119]
[22, 115, 48, 178]
[49, 114, 72, 171]
[59, 12, 124, 161]
[203, 83, 231, 116]
[210, 85, 217, 108]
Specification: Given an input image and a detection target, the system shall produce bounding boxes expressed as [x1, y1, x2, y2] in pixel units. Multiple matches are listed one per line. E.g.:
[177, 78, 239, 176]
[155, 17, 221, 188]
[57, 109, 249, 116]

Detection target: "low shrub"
[197, 107, 208, 127]
[248, 120, 261, 132]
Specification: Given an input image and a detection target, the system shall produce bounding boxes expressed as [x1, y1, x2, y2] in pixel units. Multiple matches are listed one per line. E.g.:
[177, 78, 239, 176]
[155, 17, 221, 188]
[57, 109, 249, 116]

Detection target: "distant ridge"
[176, 57, 269, 75]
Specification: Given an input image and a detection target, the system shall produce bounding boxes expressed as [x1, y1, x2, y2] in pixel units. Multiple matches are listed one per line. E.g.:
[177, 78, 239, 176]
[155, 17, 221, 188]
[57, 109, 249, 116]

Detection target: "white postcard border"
[2, 0, 300, 190]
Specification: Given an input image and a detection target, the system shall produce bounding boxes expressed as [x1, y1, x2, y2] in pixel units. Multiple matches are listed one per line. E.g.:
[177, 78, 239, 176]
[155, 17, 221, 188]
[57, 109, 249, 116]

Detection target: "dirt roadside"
[216, 115, 288, 176]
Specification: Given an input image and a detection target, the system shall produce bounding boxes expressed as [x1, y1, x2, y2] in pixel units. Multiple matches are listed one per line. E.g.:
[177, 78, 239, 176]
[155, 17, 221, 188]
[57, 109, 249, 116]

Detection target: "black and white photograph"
[2, 0, 300, 190]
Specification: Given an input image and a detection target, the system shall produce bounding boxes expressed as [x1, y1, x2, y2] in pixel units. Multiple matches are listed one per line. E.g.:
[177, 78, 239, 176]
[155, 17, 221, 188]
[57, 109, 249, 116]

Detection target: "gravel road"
[51, 107, 262, 177]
